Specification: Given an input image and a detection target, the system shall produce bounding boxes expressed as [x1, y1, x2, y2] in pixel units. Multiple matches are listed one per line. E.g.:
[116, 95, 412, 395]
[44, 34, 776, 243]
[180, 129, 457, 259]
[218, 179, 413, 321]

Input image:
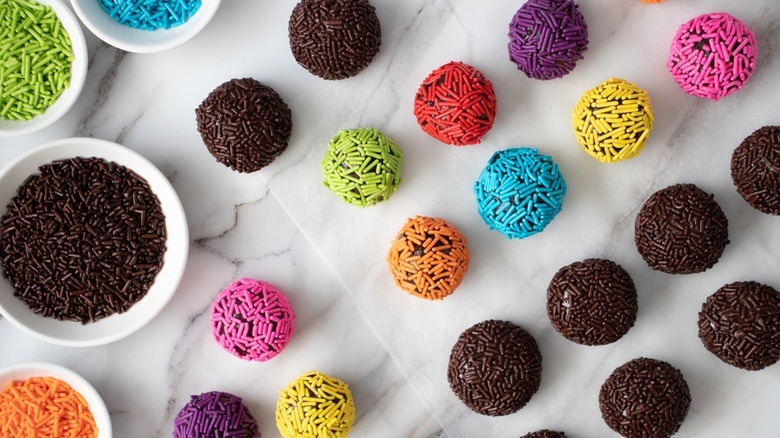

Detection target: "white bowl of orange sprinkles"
[0, 362, 112, 437]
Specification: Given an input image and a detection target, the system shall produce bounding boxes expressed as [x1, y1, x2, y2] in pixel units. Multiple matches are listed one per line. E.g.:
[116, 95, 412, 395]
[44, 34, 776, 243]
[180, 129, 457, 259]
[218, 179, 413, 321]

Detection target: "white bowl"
[0, 362, 112, 437]
[0, 137, 189, 347]
[70, 0, 221, 53]
[0, 0, 88, 137]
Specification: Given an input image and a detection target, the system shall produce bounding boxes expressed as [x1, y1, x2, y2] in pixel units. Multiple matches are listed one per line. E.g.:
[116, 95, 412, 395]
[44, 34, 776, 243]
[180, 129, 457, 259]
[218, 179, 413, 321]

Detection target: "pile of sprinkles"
[0, 157, 167, 324]
[97, 0, 202, 30]
[275, 371, 355, 438]
[0, 0, 74, 121]
[0, 376, 97, 437]
[731, 125, 780, 215]
[173, 391, 259, 438]
[520, 431, 568, 438]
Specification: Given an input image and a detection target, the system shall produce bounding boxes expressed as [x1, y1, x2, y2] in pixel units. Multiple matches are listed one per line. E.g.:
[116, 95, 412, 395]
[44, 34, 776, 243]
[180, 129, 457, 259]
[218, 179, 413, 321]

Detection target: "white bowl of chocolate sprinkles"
[0, 137, 188, 347]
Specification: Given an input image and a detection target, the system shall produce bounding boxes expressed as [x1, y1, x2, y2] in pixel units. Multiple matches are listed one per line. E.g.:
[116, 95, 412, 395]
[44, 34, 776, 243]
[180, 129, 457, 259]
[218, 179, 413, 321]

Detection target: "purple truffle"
[508, 0, 589, 80]
[173, 391, 260, 438]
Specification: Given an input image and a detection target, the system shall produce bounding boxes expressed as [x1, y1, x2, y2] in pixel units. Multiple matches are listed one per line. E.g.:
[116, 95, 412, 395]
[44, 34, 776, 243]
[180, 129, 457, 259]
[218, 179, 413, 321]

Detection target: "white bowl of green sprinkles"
[0, 0, 88, 137]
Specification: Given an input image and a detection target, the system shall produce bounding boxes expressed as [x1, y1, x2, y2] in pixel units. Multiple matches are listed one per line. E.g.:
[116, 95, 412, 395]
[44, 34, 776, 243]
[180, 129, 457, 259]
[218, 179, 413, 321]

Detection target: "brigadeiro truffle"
[572, 78, 653, 163]
[211, 278, 295, 362]
[668, 12, 757, 101]
[474, 147, 566, 239]
[387, 216, 470, 300]
[196, 78, 293, 173]
[276, 371, 355, 438]
[508, 0, 588, 80]
[634, 183, 729, 274]
[448, 320, 543, 416]
[520, 431, 567, 438]
[698, 281, 780, 371]
[731, 126, 780, 215]
[288, 0, 381, 80]
[547, 258, 638, 346]
[599, 358, 691, 438]
[173, 391, 259, 438]
[413, 61, 497, 146]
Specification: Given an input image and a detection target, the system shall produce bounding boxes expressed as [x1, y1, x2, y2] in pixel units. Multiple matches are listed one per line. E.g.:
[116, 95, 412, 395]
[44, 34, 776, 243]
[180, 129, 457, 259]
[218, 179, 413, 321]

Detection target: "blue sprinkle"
[97, 0, 202, 31]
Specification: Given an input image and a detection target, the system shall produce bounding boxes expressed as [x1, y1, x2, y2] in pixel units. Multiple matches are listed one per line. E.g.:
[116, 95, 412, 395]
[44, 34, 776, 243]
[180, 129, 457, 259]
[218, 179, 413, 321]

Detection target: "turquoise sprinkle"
[474, 147, 566, 239]
[97, 0, 201, 31]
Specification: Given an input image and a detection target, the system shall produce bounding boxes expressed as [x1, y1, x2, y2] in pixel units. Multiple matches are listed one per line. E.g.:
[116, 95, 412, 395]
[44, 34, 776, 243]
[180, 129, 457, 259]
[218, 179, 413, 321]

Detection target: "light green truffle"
[322, 128, 403, 207]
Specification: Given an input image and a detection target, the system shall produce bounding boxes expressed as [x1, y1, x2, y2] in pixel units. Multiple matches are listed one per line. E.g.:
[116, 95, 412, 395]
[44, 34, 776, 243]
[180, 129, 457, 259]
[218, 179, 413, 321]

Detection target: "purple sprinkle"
[173, 391, 259, 438]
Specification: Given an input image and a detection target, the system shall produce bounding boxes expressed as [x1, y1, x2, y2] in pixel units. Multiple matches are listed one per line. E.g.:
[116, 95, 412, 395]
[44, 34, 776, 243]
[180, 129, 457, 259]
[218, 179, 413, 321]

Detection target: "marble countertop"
[1, 0, 779, 437]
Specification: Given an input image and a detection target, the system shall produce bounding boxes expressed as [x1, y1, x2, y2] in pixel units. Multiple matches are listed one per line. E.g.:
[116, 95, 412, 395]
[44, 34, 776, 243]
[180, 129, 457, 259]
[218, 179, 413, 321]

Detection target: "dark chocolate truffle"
[599, 358, 691, 438]
[196, 78, 293, 173]
[698, 281, 780, 371]
[288, 0, 381, 80]
[547, 258, 638, 345]
[731, 126, 780, 215]
[634, 183, 729, 274]
[520, 430, 567, 438]
[448, 320, 542, 416]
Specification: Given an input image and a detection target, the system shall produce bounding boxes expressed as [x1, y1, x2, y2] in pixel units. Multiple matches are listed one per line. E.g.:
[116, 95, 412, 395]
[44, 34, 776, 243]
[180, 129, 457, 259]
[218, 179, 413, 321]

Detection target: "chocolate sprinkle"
[196, 78, 293, 173]
[731, 125, 780, 215]
[634, 183, 729, 274]
[0, 157, 167, 324]
[519, 431, 567, 438]
[288, 0, 382, 80]
[599, 357, 691, 438]
[447, 320, 542, 416]
[698, 281, 780, 371]
[547, 258, 638, 346]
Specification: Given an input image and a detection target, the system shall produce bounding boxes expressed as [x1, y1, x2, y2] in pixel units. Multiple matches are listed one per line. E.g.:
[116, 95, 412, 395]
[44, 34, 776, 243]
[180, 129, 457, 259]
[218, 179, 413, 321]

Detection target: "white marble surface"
[1, 0, 780, 437]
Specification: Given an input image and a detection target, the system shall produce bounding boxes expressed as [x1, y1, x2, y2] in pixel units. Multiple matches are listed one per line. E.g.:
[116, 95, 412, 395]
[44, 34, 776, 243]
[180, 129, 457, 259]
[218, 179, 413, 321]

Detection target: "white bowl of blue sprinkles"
[70, 0, 221, 53]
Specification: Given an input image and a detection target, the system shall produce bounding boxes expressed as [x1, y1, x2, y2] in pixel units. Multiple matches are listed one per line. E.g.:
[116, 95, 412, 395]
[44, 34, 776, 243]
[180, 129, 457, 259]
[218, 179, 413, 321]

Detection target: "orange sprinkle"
[0, 376, 98, 437]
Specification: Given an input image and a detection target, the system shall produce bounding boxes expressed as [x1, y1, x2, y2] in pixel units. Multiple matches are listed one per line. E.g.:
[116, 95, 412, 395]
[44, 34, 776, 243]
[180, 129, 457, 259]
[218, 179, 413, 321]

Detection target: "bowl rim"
[0, 137, 189, 347]
[0, 361, 113, 437]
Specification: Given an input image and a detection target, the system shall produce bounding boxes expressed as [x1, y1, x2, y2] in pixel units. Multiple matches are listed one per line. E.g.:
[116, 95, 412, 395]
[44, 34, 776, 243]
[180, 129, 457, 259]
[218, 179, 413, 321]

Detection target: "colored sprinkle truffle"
[276, 371, 355, 438]
[668, 12, 757, 101]
[387, 216, 470, 300]
[0, 157, 167, 324]
[211, 278, 296, 362]
[288, 0, 381, 80]
[634, 183, 729, 274]
[508, 0, 589, 80]
[448, 320, 543, 416]
[321, 127, 403, 207]
[572, 78, 653, 163]
[731, 126, 780, 215]
[599, 358, 691, 438]
[0, 0, 73, 121]
[547, 258, 638, 346]
[98, 0, 201, 30]
[520, 431, 567, 438]
[173, 391, 259, 438]
[196, 78, 293, 173]
[698, 281, 780, 371]
[413, 61, 497, 146]
[474, 147, 566, 239]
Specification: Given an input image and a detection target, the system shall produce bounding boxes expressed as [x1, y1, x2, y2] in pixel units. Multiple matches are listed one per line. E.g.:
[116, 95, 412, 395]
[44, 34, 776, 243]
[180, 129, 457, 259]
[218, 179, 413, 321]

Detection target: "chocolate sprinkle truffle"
[288, 0, 381, 80]
[698, 281, 780, 371]
[634, 183, 729, 274]
[599, 358, 691, 438]
[731, 126, 780, 215]
[547, 258, 638, 345]
[520, 431, 567, 438]
[448, 320, 542, 416]
[173, 391, 259, 438]
[196, 78, 293, 173]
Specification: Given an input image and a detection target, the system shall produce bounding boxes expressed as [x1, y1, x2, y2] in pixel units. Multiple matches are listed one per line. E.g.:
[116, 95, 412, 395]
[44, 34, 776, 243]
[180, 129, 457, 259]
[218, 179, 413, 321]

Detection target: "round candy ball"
[322, 127, 403, 207]
[731, 126, 780, 215]
[474, 147, 566, 239]
[508, 0, 588, 80]
[276, 371, 355, 438]
[547, 258, 638, 346]
[196, 78, 293, 173]
[448, 320, 542, 416]
[634, 183, 729, 274]
[520, 431, 568, 438]
[413, 61, 497, 146]
[699, 281, 780, 371]
[173, 391, 259, 438]
[288, 0, 381, 80]
[387, 216, 470, 300]
[599, 358, 691, 438]
[211, 278, 296, 362]
[572, 78, 653, 163]
[668, 12, 757, 101]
